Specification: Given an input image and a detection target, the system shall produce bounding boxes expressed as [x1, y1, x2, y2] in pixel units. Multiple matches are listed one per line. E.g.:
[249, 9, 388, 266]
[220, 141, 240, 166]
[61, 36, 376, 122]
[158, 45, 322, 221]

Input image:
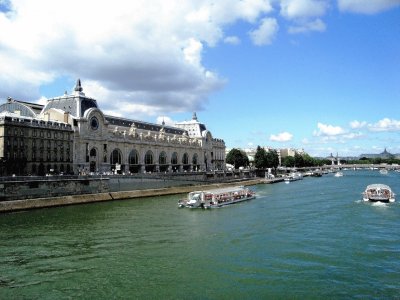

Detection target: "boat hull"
[204, 195, 256, 208]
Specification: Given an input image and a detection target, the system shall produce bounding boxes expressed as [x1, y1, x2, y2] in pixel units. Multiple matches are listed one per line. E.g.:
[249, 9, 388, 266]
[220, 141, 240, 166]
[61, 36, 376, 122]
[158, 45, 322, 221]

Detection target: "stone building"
[0, 99, 74, 176]
[0, 79, 225, 175]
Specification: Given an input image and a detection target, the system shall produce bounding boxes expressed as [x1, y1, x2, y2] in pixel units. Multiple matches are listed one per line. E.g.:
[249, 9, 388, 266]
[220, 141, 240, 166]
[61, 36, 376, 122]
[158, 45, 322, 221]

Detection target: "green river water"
[1, 170, 399, 299]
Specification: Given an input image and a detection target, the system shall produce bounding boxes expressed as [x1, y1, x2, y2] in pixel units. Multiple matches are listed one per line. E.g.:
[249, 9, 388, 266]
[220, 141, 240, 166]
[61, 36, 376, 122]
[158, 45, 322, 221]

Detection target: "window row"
[106, 149, 200, 166]
[6, 127, 71, 139]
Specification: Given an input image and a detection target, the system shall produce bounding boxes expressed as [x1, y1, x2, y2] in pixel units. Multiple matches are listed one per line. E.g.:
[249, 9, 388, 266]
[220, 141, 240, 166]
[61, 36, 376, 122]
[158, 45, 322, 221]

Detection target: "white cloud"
[288, 18, 326, 34]
[269, 131, 293, 142]
[1, 0, 399, 119]
[249, 17, 279, 46]
[156, 116, 177, 126]
[350, 120, 367, 129]
[314, 122, 346, 136]
[183, 38, 203, 66]
[280, 0, 329, 19]
[280, 0, 329, 34]
[338, 0, 400, 14]
[368, 118, 400, 132]
[224, 36, 241, 45]
[342, 132, 364, 140]
[0, 0, 274, 116]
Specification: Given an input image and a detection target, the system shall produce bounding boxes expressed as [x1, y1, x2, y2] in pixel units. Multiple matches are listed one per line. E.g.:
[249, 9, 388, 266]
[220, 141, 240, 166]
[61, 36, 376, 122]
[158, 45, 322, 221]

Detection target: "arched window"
[90, 148, 97, 157]
[110, 149, 123, 173]
[145, 150, 153, 165]
[128, 149, 140, 173]
[159, 151, 168, 172]
[110, 149, 122, 165]
[182, 153, 189, 165]
[129, 149, 139, 165]
[192, 153, 198, 165]
[159, 151, 167, 165]
[171, 152, 178, 165]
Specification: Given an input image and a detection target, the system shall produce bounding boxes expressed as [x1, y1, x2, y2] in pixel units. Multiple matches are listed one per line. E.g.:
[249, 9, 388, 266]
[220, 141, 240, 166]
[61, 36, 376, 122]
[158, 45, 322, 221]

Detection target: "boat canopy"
[198, 186, 246, 195]
[365, 184, 391, 190]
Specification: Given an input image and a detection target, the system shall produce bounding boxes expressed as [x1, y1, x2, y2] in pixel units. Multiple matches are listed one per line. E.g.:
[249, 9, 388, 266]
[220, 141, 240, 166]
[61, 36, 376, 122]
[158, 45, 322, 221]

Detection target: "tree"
[266, 149, 279, 171]
[302, 153, 315, 167]
[282, 156, 295, 167]
[254, 146, 267, 169]
[294, 153, 304, 168]
[226, 148, 249, 169]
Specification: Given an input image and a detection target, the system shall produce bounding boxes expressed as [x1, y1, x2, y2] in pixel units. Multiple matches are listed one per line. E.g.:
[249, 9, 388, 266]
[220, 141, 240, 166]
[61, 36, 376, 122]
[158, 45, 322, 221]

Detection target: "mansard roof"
[41, 79, 98, 117]
[105, 115, 186, 135]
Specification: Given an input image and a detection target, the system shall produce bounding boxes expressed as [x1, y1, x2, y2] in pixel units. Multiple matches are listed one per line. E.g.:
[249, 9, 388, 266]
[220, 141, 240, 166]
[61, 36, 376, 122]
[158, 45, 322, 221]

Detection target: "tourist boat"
[311, 170, 322, 177]
[334, 171, 343, 177]
[362, 184, 395, 203]
[284, 172, 303, 183]
[178, 186, 256, 209]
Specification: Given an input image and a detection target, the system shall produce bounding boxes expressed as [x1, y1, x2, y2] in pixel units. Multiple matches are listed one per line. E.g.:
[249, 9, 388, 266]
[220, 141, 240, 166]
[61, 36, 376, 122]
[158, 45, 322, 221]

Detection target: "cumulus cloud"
[0, 0, 274, 118]
[314, 122, 346, 136]
[280, 0, 329, 19]
[368, 118, 400, 132]
[224, 36, 241, 45]
[350, 120, 367, 129]
[156, 116, 177, 126]
[270, 131, 293, 142]
[1, 0, 399, 119]
[288, 18, 326, 33]
[249, 17, 279, 45]
[280, 0, 329, 34]
[342, 132, 364, 140]
[338, 0, 400, 14]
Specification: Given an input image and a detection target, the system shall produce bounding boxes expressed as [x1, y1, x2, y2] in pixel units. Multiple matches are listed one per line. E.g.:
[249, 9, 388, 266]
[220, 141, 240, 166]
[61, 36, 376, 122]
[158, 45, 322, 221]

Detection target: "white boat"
[379, 169, 388, 175]
[284, 172, 303, 183]
[334, 171, 343, 177]
[178, 186, 256, 209]
[363, 184, 395, 203]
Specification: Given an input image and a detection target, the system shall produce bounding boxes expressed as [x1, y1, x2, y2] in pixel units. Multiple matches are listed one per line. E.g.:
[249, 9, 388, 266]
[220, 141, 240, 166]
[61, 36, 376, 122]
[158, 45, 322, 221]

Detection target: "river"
[1, 169, 399, 299]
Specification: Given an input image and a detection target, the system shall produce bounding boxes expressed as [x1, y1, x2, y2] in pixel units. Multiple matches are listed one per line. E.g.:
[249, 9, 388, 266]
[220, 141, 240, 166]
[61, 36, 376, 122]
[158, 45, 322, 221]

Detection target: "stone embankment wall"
[0, 178, 273, 213]
[0, 176, 110, 202]
[0, 170, 277, 212]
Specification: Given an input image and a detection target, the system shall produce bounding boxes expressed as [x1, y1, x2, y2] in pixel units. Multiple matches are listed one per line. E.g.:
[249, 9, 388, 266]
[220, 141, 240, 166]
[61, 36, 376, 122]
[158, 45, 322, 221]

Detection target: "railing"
[0, 169, 254, 183]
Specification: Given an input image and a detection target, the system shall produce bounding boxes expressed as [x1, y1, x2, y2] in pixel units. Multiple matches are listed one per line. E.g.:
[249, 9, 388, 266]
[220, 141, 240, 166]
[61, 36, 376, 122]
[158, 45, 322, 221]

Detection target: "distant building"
[0, 80, 225, 176]
[359, 148, 395, 160]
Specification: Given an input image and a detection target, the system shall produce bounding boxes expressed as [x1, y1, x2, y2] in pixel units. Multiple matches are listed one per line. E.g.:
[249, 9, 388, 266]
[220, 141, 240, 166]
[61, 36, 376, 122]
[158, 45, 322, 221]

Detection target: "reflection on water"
[1, 170, 399, 299]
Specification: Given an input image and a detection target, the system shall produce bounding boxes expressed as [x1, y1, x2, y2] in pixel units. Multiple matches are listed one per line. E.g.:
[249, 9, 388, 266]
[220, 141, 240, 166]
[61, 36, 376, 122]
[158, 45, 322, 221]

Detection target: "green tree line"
[226, 147, 400, 170]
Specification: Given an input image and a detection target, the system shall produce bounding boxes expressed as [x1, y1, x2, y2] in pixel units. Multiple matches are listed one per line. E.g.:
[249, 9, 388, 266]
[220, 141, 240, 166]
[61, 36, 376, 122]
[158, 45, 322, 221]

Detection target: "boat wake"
[371, 201, 389, 208]
[355, 199, 390, 208]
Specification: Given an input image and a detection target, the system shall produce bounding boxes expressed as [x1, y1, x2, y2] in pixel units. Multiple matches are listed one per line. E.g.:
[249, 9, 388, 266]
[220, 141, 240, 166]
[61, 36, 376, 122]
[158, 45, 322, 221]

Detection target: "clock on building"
[90, 116, 99, 130]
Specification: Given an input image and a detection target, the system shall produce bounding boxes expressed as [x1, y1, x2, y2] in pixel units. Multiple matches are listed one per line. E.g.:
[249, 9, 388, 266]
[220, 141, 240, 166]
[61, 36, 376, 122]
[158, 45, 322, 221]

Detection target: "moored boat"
[284, 172, 303, 183]
[311, 170, 322, 177]
[363, 184, 395, 203]
[178, 186, 256, 209]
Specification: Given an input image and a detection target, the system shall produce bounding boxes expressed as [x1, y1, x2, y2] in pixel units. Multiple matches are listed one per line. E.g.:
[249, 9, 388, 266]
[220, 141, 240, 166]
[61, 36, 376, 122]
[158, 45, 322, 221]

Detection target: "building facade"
[0, 80, 225, 176]
[0, 99, 74, 176]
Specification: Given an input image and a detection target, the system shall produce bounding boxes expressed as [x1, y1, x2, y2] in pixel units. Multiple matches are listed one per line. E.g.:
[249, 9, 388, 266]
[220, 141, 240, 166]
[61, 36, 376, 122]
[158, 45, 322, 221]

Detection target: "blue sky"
[0, 0, 399, 157]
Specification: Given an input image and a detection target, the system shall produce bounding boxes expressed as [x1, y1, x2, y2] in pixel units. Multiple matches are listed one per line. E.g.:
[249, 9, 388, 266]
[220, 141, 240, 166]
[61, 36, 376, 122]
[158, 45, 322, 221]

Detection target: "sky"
[0, 0, 399, 158]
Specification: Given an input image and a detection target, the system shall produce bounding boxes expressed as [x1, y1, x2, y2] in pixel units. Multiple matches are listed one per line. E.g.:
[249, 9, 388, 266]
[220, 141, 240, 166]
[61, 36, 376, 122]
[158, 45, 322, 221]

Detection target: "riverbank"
[0, 177, 283, 213]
